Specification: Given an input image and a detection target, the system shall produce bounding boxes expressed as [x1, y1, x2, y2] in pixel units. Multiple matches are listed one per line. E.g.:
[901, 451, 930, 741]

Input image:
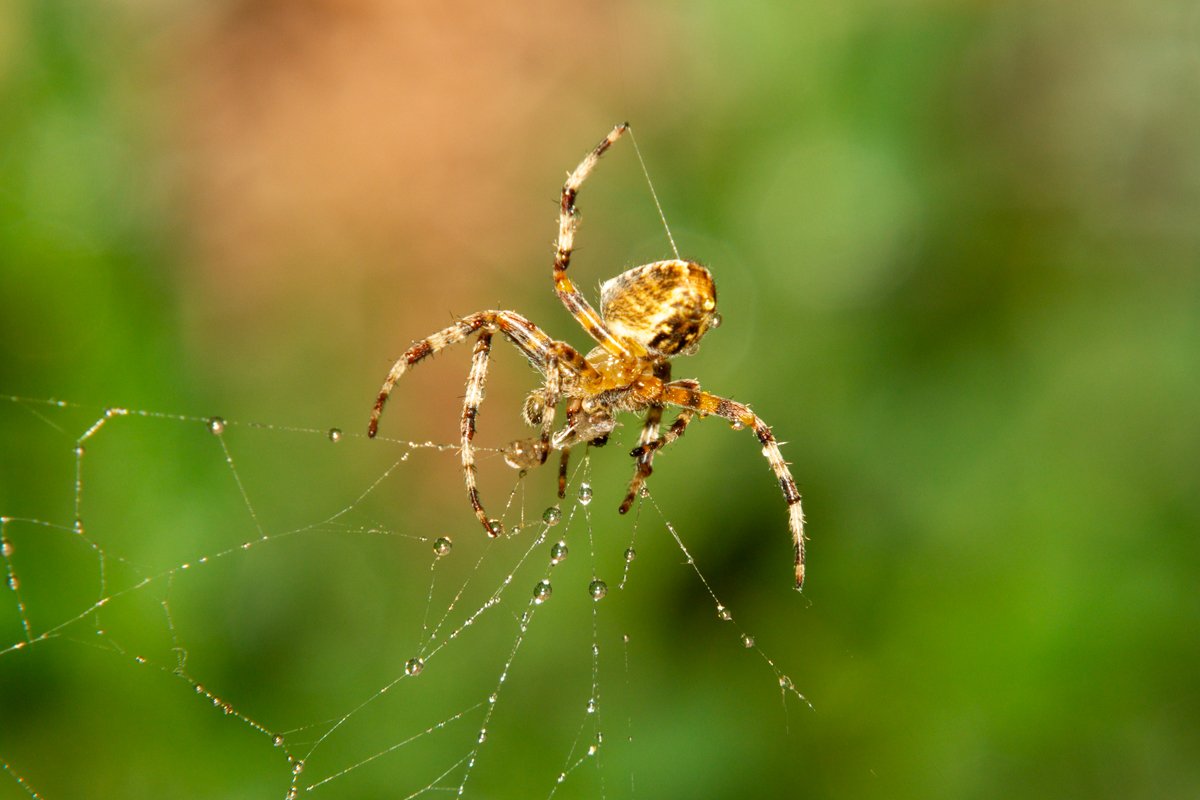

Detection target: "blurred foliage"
[2, 0, 1199, 798]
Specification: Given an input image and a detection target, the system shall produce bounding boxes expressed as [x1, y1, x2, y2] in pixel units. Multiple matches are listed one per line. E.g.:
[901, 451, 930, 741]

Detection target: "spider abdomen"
[600, 260, 718, 357]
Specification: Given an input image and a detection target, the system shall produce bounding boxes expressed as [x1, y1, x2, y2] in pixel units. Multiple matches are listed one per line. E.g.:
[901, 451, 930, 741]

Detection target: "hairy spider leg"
[652, 381, 807, 591]
[461, 331, 496, 534]
[618, 364, 679, 513]
[554, 124, 647, 368]
[368, 310, 600, 438]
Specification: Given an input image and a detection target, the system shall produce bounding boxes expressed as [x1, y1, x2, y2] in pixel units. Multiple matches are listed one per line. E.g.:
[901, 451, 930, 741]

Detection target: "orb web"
[0, 394, 807, 799]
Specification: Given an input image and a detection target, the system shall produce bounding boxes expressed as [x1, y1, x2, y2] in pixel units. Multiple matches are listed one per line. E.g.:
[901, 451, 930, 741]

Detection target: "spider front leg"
[653, 381, 807, 591]
[369, 310, 599, 438]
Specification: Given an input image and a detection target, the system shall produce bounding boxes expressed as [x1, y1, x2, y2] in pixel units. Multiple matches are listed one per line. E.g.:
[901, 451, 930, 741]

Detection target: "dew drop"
[510, 523, 522, 535]
[405, 657, 425, 676]
[587, 745, 597, 756]
[328, 427, 342, 442]
[533, 580, 553, 604]
[623, 634, 630, 643]
[434, 536, 453, 556]
[195, 685, 204, 693]
[588, 579, 607, 601]
[550, 540, 568, 565]
[709, 312, 722, 328]
[274, 735, 284, 746]
[1, 540, 12, 558]
[74, 445, 85, 456]
[478, 729, 488, 743]
[487, 519, 503, 538]
[717, 605, 732, 621]
[586, 698, 596, 713]
[207, 417, 225, 435]
[597, 731, 603, 744]
[7, 576, 17, 590]
[577, 483, 593, 505]
[730, 418, 745, 431]
[741, 634, 755, 648]
[292, 762, 304, 775]
[779, 675, 794, 691]
[135, 656, 146, 664]
[623, 547, 636, 563]
[543, 506, 562, 526]
[489, 693, 497, 704]
[241, 542, 252, 549]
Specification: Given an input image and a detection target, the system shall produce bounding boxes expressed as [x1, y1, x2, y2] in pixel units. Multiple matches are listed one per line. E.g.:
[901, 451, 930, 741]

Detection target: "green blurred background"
[2, 0, 1199, 798]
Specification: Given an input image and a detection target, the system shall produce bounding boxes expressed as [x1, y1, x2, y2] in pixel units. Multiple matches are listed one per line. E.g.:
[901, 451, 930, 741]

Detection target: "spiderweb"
[0, 393, 807, 799]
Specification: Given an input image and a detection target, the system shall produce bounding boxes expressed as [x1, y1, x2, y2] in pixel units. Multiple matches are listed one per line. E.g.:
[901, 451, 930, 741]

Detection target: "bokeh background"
[2, 0, 1200, 798]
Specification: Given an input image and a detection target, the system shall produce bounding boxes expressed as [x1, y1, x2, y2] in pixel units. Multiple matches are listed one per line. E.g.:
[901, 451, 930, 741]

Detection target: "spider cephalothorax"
[368, 125, 807, 589]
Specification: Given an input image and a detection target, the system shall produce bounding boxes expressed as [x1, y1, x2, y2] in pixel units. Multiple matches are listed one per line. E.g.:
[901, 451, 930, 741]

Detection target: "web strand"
[628, 127, 680, 260]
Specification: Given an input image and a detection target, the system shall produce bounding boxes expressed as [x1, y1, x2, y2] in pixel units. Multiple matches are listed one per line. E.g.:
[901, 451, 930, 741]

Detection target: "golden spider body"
[368, 126, 807, 589]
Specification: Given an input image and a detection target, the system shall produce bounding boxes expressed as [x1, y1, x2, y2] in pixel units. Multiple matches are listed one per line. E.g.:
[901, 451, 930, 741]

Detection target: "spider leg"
[554, 125, 645, 365]
[461, 331, 498, 536]
[618, 364, 677, 513]
[368, 310, 598, 438]
[652, 381, 807, 591]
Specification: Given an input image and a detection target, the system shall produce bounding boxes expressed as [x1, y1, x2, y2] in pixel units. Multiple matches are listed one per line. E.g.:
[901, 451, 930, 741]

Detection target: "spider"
[368, 125, 807, 589]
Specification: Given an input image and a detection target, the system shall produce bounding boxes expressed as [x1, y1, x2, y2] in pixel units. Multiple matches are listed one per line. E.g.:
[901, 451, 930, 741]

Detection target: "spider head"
[600, 260, 719, 358]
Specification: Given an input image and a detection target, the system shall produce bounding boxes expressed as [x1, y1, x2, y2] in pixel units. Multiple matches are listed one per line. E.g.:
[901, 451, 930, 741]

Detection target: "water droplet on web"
[717, 605, 732, 621]
[292, 762, 304, 775]
[741, 634, 755, 648]
[487, 519, 503, 538]
[623, 634, 630, 643]
[7, 576, 17, 590]
[550, 541, 568, 565]
[779, 675, 794, 691]
[74, 446, 85, 456]
[586, 698, 596, 713]
[273, 735, 284, 746]
[577, 483, 593, 505]
[433, 537, 452, 556]
[1, 540, 12, 558]
[478, 729, 488, 743]
[510, 523, 522, 535]
[589, 579, 607, 601]
[327, 427, 342, 442]
[489, 693, 497, 704]
[597, 731, 603, 744]
[587, 745, 597, 756]
[543, 506, 562, 526]
[405, 657, 424, 676]
[623, 547, 636, 563]
[533, 580, 552, 604]
[207, 417, 225, 435]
